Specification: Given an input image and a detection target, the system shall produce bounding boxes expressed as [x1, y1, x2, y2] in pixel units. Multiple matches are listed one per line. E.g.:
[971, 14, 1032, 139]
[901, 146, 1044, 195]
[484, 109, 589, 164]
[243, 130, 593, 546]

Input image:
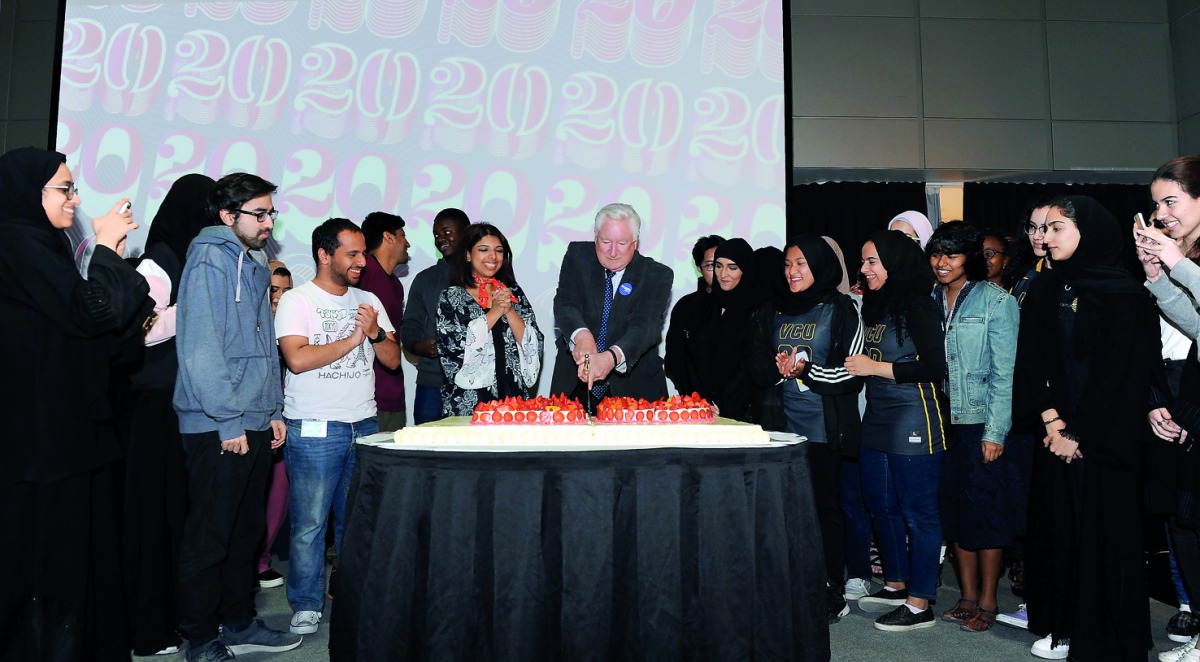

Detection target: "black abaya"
[0, 148, 150, 660]
[119, 173, 214, 655]
[1014, 196, 1157, 660]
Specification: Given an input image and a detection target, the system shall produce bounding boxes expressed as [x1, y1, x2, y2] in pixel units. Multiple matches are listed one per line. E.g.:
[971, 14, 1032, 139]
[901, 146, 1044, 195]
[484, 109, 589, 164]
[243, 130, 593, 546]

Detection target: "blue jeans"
[840, 458, 873, 582]
[1168, 522, 1194, 607]
[413, 384, 445, 426]
[283, 417, 377, 612]
[860, 447, 943, 601]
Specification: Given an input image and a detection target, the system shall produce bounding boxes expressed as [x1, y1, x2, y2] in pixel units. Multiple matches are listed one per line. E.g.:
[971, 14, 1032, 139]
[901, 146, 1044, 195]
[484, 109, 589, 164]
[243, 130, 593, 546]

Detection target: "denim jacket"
[936, 281, 1019, 444]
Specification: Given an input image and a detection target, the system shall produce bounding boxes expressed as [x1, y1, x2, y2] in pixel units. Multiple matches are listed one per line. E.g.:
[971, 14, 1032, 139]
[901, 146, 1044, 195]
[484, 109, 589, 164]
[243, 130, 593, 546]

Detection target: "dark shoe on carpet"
[1169, 609, 1200, 643]
[219, 618, 302, 655]
[874, 605, 935, 632]
[258, 568, 284, 589]
[827, 588, 849, 624]
[858, 586, 908, 613]
[185, 639, 234, 662]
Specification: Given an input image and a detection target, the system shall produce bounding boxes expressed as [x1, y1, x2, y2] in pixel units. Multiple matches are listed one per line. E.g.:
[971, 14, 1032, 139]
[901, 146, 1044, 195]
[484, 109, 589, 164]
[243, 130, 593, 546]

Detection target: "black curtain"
[790, 182, 927, 262]
[962, 182, 1149, 237]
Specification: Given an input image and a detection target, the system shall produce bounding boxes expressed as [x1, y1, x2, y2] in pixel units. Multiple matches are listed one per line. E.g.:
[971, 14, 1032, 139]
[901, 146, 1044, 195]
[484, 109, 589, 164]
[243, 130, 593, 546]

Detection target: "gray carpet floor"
[135, 560, 1182, 661]
[830, 571, 1179, 662]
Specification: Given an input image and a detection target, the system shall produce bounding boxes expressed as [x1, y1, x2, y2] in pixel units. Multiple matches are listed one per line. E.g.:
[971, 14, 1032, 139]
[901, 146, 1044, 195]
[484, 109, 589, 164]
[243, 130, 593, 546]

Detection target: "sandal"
[941, 598, 978, 622]
[960, 607, 997, 632]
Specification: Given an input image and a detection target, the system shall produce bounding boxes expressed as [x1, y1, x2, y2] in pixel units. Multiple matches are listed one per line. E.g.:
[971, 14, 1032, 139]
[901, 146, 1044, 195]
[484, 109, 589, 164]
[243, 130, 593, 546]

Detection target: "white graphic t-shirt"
[275, 280, 394, 422]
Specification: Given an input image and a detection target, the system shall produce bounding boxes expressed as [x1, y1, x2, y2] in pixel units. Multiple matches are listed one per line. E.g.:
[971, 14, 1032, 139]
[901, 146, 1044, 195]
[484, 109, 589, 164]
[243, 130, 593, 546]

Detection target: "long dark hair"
[448, 223, 518, 289]
[1153, 156, 1200, 259]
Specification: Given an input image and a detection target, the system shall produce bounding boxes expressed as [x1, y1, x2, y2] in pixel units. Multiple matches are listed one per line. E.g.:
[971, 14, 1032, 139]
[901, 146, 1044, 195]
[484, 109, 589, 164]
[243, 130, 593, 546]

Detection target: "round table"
[330, 441, 830, 661]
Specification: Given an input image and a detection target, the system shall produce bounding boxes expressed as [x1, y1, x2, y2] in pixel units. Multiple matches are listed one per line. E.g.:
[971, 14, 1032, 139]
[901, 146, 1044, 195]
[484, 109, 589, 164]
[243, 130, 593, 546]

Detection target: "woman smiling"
[1017, 196, 1157, 660]
[845, 229, 949, 632]
[689, 238, 772, 423]
[754, 234, 864, 624]
[435, 223, 543, 416]
[924, 222, 1019, 634]
[0, 147, 149, 659]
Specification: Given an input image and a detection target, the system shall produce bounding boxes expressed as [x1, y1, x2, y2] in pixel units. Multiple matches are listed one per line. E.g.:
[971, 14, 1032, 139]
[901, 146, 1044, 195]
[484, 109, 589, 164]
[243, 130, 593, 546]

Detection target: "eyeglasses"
[44, 183, 79, 199]
[700, 261, 715, 272]
[235, 208, 279, 223]
[982, 248, 1006, 260]
[1023, 222, 1048, 236]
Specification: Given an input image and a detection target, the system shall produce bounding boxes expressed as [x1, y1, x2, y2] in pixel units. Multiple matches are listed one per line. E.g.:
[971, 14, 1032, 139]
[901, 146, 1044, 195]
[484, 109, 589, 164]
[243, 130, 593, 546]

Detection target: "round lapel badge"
[618, 282, 633, 296]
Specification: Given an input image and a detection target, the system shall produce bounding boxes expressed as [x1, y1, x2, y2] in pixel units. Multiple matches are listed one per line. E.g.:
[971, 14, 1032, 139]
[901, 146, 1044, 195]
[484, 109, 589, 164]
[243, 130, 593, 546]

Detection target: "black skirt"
[940, 423, 1031, 550]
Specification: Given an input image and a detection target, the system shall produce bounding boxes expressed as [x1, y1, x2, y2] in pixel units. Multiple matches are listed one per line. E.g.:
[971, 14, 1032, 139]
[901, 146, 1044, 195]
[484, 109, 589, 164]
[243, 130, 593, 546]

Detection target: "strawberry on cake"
[470, 395, 587, 425]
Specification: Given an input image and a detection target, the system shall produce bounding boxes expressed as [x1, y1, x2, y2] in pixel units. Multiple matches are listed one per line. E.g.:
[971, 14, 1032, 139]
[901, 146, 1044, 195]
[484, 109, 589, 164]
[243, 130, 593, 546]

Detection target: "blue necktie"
[592, 269, 615, 399]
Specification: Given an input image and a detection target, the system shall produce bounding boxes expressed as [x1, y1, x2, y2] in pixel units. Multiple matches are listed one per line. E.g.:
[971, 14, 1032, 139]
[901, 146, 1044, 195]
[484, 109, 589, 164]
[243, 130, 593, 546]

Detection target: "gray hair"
[593, 203, 641, 240]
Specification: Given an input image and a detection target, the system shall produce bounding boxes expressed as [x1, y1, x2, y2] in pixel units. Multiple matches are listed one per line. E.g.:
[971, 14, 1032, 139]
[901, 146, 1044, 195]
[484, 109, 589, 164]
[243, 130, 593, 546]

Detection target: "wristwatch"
[368, 327, 387, 344]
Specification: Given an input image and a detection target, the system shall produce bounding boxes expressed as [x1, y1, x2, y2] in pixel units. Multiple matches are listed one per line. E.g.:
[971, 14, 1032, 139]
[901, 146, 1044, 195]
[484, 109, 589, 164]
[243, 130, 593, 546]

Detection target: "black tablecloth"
[331, 443, 830, 662]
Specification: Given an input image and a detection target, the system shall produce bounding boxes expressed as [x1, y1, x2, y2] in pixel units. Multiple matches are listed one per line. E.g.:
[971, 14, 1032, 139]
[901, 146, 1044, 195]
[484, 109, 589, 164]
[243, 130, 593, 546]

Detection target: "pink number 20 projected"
[58, 0, 785, 397]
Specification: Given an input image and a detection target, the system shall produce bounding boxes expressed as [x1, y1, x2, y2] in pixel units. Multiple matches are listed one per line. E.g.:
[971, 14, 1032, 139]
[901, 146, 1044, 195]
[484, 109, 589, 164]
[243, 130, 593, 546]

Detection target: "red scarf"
[473, 276, 518, 308]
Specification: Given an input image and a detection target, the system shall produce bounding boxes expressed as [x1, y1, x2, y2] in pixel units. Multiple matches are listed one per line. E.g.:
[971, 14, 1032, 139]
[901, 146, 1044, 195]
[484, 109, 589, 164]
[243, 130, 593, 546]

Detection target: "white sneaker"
[844, 578, 869, 601]
[1031, 635, 1069, 660]
[1161, 636, 1199, 662]
[290, 610, 321, 635]
[996, 603, 1028, 629]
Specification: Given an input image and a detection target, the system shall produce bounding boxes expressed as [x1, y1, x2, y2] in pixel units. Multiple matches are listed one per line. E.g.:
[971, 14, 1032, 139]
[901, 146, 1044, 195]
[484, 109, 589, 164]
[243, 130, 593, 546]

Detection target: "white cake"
[393, 416, 771, 448]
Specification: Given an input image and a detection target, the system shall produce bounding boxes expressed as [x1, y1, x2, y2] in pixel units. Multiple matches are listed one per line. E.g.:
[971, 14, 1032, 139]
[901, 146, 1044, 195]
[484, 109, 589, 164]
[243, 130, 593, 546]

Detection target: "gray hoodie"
[173, 225, 282, 439]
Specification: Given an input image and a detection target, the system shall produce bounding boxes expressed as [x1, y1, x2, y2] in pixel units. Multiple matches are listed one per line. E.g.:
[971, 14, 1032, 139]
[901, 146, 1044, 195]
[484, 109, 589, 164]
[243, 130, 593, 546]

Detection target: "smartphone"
[119, 200, 132, 214]
[1135, 212, 1149, 230]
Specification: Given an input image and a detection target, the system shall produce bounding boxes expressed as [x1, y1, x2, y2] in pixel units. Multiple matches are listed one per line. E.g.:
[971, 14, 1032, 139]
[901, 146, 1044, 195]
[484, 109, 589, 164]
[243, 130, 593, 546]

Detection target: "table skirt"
[330, 443, 829, 662]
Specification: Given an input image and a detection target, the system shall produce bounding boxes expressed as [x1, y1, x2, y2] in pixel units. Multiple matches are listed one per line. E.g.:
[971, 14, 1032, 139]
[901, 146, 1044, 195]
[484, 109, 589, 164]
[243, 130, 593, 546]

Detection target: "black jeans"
[807, 441, 846, 589]
[177, 429, 272, 644]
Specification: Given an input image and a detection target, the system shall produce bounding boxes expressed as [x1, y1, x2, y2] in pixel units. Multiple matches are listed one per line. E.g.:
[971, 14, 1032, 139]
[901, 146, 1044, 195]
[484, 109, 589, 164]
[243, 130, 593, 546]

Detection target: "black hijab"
[145, 173, 217, 268]
[1031, 195, 1143, 353]
[0, 147, 70, 257]
[860, 229, 934, 329]
[712, 238, 769, 312]
[1049, 195, 1141, 293]
[779, 234, 842, 315]
[754, 245, 784, 296]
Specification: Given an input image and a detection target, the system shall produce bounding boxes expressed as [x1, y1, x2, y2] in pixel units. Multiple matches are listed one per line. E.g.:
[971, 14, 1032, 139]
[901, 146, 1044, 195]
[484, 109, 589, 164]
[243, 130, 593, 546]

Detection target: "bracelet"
[1041, 416, 1061, 426]
[608, 348, 619, 365]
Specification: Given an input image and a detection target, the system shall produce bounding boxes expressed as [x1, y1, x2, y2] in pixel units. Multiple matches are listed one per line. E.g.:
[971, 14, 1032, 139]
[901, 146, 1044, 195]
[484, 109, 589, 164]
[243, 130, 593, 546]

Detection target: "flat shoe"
[960, 607, 997, 632]
[941, 598, 978, 622]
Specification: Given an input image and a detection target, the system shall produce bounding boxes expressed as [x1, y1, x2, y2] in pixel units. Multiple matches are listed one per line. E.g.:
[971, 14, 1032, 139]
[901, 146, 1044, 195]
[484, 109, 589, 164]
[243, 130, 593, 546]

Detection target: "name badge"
[618, 282, 633, 296]
[301, 419, 328, 438]
[908, 435, 922, 444]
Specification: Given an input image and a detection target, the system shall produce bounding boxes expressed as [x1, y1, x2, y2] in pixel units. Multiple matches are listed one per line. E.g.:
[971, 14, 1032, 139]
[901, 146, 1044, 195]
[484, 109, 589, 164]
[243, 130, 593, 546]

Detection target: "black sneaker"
[258, 568, 284, 589]
[1168, 609, 1200, 643]
[219, 618, 302, 655]
[874, 604, 935, 632]
[185, 639, 234, 662]
[858, 586, 909, 613]
[827, 588, 849, 624]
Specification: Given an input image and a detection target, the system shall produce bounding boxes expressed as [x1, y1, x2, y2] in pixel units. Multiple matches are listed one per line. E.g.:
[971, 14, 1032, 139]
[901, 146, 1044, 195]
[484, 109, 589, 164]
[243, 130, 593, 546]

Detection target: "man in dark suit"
[551, 203, 673, 410]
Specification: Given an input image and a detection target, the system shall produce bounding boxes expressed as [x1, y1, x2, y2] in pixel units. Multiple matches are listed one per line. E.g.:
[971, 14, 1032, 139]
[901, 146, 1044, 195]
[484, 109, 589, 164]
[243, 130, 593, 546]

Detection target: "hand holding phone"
[1135, 212, 1149, 230]
[93, 199, 138, 252]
